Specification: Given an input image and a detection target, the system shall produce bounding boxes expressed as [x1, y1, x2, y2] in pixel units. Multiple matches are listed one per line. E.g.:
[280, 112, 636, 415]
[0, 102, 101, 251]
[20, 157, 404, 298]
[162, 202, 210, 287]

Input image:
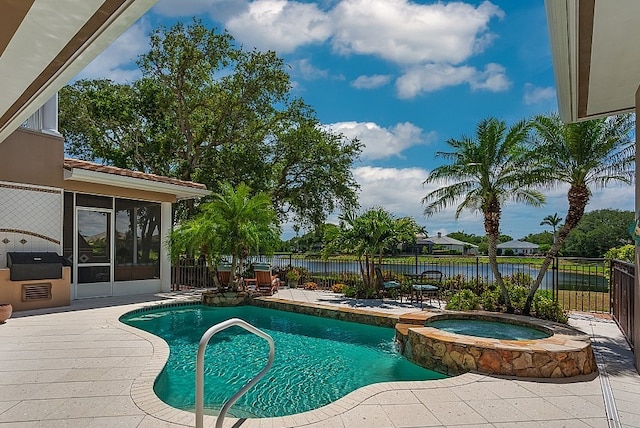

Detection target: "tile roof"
[63, 158, 207, 190]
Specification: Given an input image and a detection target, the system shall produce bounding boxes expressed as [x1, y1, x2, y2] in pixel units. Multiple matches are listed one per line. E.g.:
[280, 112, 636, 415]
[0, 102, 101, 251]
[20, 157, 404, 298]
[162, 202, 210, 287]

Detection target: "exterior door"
[75, 207, 113, 298]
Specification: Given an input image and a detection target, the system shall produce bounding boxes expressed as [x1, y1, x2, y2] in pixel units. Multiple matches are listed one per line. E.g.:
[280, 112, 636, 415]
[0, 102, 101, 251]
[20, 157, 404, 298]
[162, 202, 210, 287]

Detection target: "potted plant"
[0, 303, 12, 324]
[286, 269, 301, 288]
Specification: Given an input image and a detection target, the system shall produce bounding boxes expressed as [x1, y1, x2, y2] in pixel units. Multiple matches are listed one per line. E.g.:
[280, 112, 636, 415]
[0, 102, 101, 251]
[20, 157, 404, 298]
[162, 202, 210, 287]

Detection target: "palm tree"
[169, 182, 279, 290]
[422, 118, 547, 312]
[323, 207, 422, 295]
[540, 213, 563, 242]
[524, 113, 634, 314]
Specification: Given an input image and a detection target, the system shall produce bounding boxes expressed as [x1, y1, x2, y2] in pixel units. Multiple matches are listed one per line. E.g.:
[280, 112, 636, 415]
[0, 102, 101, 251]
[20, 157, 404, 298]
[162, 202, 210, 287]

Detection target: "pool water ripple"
[121, 305, 446, 418]
[428, 318, 550, 340]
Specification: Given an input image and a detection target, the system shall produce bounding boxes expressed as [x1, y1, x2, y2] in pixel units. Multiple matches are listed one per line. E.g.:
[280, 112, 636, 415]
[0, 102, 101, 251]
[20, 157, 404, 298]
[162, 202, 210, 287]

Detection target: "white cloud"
[291, 58, 328, 80]
[351, 74, 392, 89]
[75, 20, 151, 83]
[353, 166, 483, 234]
[469, 63, 510, 92]
[586, 185, 635, 213]
[225, 0, 332, 53]
[396, 63, 509, 99]
[210, 0, 502, 66]
[330, 0, 503, 65]
[327, 121, 434, 160]
[523, 83, 556, 105]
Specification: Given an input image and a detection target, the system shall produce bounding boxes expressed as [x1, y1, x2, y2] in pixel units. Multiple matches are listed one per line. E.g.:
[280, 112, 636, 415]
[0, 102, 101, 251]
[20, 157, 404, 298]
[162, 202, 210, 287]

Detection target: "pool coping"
[120, 299, 483, 426]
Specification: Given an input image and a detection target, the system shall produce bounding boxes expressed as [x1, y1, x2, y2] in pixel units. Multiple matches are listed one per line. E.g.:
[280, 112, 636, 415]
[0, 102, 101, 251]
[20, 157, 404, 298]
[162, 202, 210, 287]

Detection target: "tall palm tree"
[540, 213, 563, 242]
[524, 113, 634, 314]
[423, 118, 547, 312]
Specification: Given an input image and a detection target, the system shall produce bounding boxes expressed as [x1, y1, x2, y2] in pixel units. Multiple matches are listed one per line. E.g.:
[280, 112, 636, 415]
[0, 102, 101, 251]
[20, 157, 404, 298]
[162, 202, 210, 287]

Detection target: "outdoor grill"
[6, 252, 63, 281]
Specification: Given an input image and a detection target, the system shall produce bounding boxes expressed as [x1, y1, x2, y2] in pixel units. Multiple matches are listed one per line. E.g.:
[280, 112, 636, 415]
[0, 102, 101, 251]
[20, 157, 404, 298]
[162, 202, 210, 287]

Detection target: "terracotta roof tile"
[63, 158, 207, 190]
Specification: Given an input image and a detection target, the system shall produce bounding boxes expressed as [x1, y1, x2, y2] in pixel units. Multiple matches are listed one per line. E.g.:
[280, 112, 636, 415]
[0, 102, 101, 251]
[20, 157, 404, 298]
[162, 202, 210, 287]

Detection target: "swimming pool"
[121, 305, 446, 418]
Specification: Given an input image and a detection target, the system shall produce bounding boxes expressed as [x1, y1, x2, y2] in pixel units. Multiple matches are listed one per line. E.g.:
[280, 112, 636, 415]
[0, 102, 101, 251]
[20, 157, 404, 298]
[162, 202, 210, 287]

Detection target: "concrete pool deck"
[0, 289, 638, 427]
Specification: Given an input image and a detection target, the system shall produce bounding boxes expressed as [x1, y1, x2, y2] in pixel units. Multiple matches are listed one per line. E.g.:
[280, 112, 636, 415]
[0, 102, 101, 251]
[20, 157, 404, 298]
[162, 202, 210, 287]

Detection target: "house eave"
[64, 167, 211, 200]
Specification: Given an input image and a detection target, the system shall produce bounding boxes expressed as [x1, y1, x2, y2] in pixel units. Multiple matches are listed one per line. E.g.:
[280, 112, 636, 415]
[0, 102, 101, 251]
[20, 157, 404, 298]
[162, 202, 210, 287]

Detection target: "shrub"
[480, 289, 500, 312]
[504, 272, 533, 287]
[343, 286, 356, 298]
[504, 249, 515, 256]
[443, 274, 467, 292]
[508, 285, 529, 312]
[303, 281, 318, 290]
[533, 293, 568, 323]
[332, 283, 347, 293]
[445, 289, 479, 311]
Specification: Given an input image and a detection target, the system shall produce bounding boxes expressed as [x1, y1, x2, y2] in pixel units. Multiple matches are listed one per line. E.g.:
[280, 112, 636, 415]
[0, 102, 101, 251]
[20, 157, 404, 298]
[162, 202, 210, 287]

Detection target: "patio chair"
[217, 264, 232, 290]
[374, 267, 401, 299]
[244, 263, 279, 295]
[411, 270, 442, 308]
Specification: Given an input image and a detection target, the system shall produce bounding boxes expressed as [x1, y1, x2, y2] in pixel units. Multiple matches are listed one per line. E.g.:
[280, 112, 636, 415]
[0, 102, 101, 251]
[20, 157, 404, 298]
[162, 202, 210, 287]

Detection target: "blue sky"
[74, 0, 634, 240]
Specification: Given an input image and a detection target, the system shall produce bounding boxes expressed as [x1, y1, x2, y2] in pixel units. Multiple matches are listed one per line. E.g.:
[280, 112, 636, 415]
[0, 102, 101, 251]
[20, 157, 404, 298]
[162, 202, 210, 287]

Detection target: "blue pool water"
[121, 305, 446, 418]
[428, 318, 550, 340]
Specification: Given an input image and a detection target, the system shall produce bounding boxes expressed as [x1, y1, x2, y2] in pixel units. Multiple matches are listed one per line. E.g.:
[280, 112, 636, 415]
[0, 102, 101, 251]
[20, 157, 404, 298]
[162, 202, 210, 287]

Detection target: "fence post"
[552, 257, 558, 302]
[609, 259, 614, 315]
[476, 257, 479, 284]
[415, 251, 418, 274]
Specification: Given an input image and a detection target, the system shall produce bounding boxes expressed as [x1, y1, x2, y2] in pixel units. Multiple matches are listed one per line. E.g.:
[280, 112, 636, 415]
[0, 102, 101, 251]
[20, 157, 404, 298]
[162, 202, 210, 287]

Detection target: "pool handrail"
[195, 317, 275, 428]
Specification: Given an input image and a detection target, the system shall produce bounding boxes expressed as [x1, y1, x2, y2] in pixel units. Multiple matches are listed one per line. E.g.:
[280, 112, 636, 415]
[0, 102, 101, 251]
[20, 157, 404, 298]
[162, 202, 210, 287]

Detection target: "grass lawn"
[556, 290, 610, 313]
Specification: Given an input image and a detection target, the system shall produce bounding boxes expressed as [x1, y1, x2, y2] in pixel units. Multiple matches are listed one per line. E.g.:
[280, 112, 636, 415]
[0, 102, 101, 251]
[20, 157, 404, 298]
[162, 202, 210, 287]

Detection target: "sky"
[74, 0, 635, 240]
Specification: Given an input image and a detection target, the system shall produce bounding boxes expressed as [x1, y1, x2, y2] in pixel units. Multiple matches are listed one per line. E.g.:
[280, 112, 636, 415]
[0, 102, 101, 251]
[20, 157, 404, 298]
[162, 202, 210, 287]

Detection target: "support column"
[635, 88, 640, 373]
[41, 93, 59, 135]
[160, 201, 172, 292]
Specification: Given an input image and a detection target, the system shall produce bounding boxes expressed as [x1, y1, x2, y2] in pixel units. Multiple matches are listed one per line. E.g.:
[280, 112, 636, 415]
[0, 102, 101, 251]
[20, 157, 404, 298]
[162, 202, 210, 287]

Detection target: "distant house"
[497, 240, 539, 256]
[413, 232, 478, 255]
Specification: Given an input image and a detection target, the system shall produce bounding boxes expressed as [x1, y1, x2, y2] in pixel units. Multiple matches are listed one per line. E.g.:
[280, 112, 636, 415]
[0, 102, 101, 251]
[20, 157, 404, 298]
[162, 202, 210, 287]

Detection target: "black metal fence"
[611, 259, 635, 350]
[172, 254, 611, 312]
[171, 257, 214, 289]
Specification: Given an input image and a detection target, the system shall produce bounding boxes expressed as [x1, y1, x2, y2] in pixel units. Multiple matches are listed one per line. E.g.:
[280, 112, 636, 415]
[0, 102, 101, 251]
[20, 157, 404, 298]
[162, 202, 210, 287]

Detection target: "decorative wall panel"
[0, 181, 62, 268]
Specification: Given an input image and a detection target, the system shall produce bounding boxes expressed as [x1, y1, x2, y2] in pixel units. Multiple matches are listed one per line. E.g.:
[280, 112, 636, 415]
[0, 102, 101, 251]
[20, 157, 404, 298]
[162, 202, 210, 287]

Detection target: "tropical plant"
[286, 269, 301, 281]
[169, 182, 279, 290]
[524, 113, 634, 314]
[540, 213, 563, 242]
[604, 244, 634, 263]
[332, 283, 347, 293]
[422, 117, 547, 312]
[303, 281, 318, 290]
[323, 207, 423, 296]
[445, 289, 480, 311]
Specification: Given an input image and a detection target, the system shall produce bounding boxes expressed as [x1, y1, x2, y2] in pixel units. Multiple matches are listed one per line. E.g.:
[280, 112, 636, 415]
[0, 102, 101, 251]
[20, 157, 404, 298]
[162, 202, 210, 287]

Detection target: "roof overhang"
[545, 0, 640, 122]
[64, 166, 211, 200]
[0, 0, 157, 143]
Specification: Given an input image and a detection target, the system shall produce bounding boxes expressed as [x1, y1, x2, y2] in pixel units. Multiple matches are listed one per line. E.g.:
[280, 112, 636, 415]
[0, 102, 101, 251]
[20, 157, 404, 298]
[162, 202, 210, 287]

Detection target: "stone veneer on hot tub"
[395, 311, 596, 378]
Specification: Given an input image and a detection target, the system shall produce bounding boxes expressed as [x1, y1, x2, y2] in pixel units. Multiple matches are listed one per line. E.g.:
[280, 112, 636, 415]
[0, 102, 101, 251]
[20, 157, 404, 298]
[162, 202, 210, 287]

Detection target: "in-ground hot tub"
[395, 311, 596, 378]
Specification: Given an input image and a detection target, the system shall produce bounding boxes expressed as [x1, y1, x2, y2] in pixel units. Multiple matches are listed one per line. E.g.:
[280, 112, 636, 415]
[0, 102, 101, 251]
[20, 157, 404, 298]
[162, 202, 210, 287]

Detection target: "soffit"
[546, 0, 640, 122]
[0, 0, 156, 143]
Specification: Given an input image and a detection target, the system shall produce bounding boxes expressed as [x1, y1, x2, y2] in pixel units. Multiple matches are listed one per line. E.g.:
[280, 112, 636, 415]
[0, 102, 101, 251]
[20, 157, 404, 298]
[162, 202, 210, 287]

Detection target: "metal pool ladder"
[195, 318, 275, 428]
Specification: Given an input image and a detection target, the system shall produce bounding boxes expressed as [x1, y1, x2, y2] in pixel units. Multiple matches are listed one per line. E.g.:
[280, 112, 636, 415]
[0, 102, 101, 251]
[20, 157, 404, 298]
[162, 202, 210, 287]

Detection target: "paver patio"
[0, 289, 639, 427]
